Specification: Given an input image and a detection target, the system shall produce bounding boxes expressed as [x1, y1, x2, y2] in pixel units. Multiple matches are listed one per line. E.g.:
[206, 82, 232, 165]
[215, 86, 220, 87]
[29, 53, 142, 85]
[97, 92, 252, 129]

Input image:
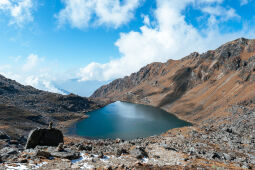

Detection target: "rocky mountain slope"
[92, 38, 255, 124]
[0, 74, 104, 138]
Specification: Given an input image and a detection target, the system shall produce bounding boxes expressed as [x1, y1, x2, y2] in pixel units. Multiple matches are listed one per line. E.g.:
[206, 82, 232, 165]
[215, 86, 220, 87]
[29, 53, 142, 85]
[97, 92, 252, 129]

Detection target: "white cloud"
[56, 0, 142, 29]
[0, 0, 34, 26]
[78, 0, 255, 82]
[201, 6, 240, 22]
[0, 53, 66, 94]
[22, 54, 43, 72]
[141, 14, 150, 26]
[0, 0, 11, 7]
[24, 75, 65, 94]
[240, 0, 249, 6]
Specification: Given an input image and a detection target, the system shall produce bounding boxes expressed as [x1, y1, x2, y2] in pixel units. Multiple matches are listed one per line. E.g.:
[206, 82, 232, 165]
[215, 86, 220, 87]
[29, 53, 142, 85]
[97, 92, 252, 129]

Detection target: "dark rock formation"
[25, 128, 64, 149]
[35, 150, 52, 158]
[0, 131, 9, 140]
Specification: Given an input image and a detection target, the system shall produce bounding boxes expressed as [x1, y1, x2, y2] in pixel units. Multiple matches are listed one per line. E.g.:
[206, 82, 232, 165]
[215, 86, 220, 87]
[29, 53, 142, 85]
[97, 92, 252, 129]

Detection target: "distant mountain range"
[53, 79, 109, 97]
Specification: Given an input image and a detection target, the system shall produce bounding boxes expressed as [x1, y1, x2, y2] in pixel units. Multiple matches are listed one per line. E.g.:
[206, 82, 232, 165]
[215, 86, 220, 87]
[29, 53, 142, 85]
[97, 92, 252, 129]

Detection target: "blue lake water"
[68, 101, 191, 140]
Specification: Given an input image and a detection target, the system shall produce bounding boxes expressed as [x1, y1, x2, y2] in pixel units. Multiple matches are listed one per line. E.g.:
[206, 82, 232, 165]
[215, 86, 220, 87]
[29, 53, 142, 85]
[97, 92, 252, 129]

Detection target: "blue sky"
[0, 0, 255, 95]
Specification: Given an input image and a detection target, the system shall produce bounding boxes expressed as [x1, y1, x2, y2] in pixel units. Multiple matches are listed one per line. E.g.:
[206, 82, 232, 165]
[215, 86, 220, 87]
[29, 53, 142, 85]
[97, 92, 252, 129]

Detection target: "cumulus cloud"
[24, 75, 65, 94]
[56, 0, 142, 29]
[79, 0, 255, 81]
[22, 54, 43, 72]
[0, 0, 34, 26]
[0, 54, 65, 94]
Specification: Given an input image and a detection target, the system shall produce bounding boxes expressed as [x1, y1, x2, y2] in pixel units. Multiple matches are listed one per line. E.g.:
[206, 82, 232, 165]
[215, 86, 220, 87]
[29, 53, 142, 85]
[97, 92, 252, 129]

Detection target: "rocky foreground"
[0, 104, 254, 169]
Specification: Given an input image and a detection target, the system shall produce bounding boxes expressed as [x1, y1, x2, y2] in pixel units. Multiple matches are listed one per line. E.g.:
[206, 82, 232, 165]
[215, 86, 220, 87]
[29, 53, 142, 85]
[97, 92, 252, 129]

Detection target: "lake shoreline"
[119, 100, 196, 125]
[65, 101, 192, 140]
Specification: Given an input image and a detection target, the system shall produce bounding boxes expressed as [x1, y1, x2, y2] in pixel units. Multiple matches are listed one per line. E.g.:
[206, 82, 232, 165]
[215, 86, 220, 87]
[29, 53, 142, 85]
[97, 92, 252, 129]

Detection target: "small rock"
[28, 160, 34, 164]
[56, 143, 64, 152]
[49, 122, 53, 129]
[35, 150, 52, 158]
[223, 153, 231, 161]
[153, 155, 160, 159]
[104, 165, 112, 170]
[99, 152, 104, 159]
[115, 138, 121, 143]
[78, 144, 90, 151]
[92, 158, 97, 162]
[18, 136, 27, 145]
[116, 148, 128, 157]
[211, 152, 221, 160]
[0, 147, 18, 155]
[202, 135, 208, 139]
[130, 147, 148, 159]
[50, 150, 80, 160]
[165, 147, 178, 152]
[83, 145, 92, 151]
[0, 131, 10, 140]
[18, 158, 28, 163]
[11, 155, 18, 162]
[71, 164, 80, 169]
[9, 140, 19, 145]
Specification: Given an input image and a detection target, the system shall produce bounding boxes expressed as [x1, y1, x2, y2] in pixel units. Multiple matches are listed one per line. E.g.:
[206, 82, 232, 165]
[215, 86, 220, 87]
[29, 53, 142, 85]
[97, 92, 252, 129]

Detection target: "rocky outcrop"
[25, 128, 64, 149]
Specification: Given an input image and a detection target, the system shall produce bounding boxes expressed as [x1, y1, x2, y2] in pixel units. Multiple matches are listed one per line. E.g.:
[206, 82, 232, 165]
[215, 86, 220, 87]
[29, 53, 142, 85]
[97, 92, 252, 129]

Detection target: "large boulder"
[25, 128, 64, 149]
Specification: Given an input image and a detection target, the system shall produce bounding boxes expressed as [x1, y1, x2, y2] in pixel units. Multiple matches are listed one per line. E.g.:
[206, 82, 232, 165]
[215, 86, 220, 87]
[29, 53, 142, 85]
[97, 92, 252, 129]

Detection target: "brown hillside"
[0, 74, 105, 138]
[92, 38, 255, 123]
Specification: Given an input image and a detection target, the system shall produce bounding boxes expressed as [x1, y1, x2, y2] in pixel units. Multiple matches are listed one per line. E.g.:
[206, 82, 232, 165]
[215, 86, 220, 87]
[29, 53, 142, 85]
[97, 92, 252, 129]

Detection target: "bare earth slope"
[0, 74, 103, 137]
[92, 38, 255, 124]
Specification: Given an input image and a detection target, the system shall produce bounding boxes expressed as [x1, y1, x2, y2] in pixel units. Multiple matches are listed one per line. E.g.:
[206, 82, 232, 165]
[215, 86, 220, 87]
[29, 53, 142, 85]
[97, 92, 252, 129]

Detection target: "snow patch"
[5, 164, 28, 170]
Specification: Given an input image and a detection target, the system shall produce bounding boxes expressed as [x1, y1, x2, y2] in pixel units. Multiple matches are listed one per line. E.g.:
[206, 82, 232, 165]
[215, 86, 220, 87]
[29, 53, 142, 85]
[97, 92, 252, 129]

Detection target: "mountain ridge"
[0, 74, 104, 138]
[92, 37, 255, 123]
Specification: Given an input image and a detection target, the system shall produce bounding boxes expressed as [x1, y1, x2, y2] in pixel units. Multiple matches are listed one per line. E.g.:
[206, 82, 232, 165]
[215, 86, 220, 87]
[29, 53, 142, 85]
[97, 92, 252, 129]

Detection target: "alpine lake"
[68, 101, 191, 140]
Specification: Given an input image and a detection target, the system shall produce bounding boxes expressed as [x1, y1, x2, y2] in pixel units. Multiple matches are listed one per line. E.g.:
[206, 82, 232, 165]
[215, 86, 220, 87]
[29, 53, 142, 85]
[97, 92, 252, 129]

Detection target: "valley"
[0, 38, 254, 169]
